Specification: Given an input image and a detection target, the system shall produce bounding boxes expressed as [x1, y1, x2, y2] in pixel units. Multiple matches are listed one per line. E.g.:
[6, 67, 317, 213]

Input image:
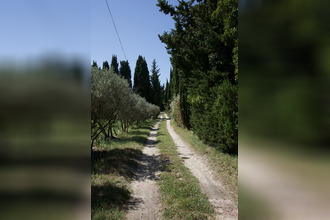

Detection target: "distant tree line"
[91, 55, 165, 147]
[159, 0, 238, 154]
[93, 55, 164, 108]
[91, 64, 160, 147]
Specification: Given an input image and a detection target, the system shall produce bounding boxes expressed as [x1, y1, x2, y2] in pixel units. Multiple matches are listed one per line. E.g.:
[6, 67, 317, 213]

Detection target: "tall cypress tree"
[165, 79, 169, 105]
[133, 55, 151, 102]
[102, 61, 109, 70]
[119, 60, 132, 89]
[150, 59, 162, 107]
[133, 56, 143, 93]
[161, 83, 165, 109]
[171, 67, 179, 97]
[110, 55, 119, 75]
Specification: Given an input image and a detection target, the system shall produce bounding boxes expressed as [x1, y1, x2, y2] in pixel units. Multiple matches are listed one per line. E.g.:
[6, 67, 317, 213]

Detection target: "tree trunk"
[91, 120, 110, 148]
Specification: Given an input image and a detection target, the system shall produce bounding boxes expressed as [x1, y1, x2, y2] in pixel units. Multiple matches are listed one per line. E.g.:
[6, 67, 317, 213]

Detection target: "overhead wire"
[105, 0, 127, 60]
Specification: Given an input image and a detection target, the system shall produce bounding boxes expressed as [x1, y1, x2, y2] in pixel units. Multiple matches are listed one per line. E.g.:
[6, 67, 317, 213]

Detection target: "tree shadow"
[92, 148, 142, 179]
[156, 130, 166, 137]
[128, 135, 149, 145]
[92, 181, 131, 212]
[124, 197, 144, 211]
[144, 139, 160, 146]
[91, 120, 170, 213]
[140, 154, 169, 181]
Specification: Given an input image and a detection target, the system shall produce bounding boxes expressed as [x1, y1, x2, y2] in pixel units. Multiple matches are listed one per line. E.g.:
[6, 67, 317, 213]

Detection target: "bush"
[187, 79, 237, 154]
[212, 80, 238, 154]
[170, 95, 184, 127]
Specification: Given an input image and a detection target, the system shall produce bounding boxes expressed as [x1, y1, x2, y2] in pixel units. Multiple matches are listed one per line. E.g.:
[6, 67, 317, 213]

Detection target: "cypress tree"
[119, 60, 132, 89]
[110, 55, 119, 75]
[161, 83, 165, 109]
[157, 0, 238, 154]
[165, 79, 169, 105]
[102, 61, 109, 70]
[92, 60, 98, 68]
[133, 55, 151, 102]
[170, 67, 179, 97]
[133, 56, 143, 93]
[150, 59, 162, 107]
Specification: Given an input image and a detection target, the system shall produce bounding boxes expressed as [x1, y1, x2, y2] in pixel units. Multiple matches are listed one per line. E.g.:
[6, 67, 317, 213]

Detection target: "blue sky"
[92, 0, 176, 86]
[0, 0, 175, 85]
[0, 0, 90, 60]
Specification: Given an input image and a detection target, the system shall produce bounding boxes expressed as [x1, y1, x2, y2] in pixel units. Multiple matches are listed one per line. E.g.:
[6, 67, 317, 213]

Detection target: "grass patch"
[169, 117, 238, 202]
[91, 118, 158, 220]
[157, 117, 215, 219]
[239, 187, 279, 220]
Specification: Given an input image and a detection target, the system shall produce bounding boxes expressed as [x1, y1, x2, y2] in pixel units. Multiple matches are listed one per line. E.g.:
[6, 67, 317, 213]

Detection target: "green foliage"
[91, 66, 159, 146]
[119, 60, 132, 89]
[150, 59, 163, 107]
[102, 60, 110, 70]
[133, 55, 151, 102]
[158, 0, 238, 154]
[213, 80, 238, 153]
[111, 55, 119, 75]
[92, 60, 98, 68]
[239, 0, 330, 148]
[164, 79, 169, 107]
[170, 67, 178, 97]
[189, 78, 238, 154]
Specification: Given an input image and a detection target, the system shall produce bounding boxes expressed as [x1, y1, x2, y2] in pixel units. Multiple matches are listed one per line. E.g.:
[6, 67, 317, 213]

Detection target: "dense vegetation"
[133, 56, 152, 103]
[91, 65, 159, 147]
[159, 0, 238, 154]
[91, 54, 167, 147]
[239, 0, 329, 149]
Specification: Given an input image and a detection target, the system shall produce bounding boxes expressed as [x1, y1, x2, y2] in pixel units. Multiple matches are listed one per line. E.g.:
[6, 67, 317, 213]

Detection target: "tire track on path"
[164, 114, 238, 220]
[126, 115, 163, 220]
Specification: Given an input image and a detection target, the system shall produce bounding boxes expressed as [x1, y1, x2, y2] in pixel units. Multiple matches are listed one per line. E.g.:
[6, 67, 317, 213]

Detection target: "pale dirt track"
[126, 115, 163, 220]
[164, 114, 238, 220]
[126, 114, 237, 219]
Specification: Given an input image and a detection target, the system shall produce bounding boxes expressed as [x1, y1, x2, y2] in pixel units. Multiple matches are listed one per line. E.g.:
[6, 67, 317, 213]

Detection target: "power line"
[105, 0, 127, 60]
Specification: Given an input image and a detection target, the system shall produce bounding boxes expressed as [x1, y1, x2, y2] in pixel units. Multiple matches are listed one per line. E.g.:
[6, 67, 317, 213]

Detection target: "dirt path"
[164, 114, 238, 220]
[240, 146, 330, 220]
[126, 115, 163, 220]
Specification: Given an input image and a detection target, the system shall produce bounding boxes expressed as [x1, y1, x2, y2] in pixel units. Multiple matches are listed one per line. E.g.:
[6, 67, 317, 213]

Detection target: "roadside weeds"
[157, 118, 215, 219]
[169, 119, 238, 202]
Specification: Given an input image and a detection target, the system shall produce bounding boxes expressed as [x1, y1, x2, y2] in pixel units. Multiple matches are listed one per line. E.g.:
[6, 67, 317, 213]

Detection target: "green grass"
[239, 187, 279, 220]
[157, 117, 215, 220]
[169, 118, 238, 202]
[91, 119, 158, 220]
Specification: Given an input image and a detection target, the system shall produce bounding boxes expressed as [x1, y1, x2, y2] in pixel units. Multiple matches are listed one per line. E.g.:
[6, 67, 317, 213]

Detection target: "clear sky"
[0, 0, 175, 85]
[92, 0, 176, 86]
[0, 0, 90, 61]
